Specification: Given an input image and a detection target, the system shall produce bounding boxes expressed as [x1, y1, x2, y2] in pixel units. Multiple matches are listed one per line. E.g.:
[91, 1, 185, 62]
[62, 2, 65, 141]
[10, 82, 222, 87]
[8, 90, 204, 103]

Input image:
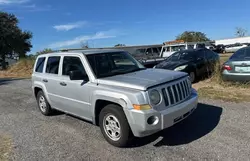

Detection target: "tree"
[176, 31, 210, 42]
[0, 11, 33, 69]
[36, 48, 53, 55]
[114, 44, 126, 47]
[235, 27, 248, 37]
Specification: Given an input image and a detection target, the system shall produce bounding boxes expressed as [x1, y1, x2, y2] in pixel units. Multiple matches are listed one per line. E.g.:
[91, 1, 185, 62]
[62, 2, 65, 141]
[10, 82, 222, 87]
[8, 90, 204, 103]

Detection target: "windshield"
[168, 50, 196, 61]
[86, 51, 146, 78]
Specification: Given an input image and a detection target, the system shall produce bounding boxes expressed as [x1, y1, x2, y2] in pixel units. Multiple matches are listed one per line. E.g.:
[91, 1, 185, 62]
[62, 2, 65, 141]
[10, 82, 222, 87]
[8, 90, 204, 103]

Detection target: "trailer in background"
[215, 36, 250, 46]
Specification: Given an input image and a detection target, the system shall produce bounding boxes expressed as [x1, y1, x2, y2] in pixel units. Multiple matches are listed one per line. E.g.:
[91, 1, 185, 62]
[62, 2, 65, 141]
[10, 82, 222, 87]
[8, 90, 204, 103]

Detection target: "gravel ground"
[0, 79, 250, 161]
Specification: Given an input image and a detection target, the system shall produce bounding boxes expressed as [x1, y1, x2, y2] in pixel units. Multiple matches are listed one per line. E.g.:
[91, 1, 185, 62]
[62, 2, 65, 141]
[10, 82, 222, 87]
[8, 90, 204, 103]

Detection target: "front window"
[62, 56, 87, 76]
[86, 51, 146, 78]
[168, 50, 196, 61]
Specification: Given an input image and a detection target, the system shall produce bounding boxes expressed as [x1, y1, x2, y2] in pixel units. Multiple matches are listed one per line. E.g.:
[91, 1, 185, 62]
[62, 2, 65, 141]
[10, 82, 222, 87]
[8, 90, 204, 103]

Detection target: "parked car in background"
[212, 44, 225, 53]
[224, 43, 247, 53]
[154, 48, 220, 83]
[222, 46, 250, 82]
[159, 40, 213, 58]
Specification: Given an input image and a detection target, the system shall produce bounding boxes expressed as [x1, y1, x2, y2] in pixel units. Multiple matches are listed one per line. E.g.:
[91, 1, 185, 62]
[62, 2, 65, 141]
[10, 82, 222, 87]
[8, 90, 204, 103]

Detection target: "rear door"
[43, 56, 63, 109]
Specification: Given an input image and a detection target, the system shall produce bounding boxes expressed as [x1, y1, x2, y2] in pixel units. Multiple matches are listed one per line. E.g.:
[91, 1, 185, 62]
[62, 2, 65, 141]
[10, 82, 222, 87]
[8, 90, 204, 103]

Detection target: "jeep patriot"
[31, 49, 198, 147]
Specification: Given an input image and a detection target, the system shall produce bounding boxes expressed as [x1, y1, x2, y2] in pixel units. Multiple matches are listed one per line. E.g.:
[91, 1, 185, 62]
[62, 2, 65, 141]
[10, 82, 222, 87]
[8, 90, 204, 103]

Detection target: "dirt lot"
[1, 79, 250, 161]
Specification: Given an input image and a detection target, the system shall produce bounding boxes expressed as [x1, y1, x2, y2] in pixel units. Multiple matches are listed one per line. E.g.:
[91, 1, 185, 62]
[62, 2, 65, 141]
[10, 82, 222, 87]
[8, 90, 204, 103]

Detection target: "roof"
[68, 48, 125, 55]
[38, 48, 126, 57]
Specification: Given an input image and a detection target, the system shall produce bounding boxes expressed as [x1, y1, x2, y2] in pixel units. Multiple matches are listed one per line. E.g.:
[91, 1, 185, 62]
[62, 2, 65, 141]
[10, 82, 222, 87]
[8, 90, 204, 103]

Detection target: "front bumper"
[126, 88, 198, 137]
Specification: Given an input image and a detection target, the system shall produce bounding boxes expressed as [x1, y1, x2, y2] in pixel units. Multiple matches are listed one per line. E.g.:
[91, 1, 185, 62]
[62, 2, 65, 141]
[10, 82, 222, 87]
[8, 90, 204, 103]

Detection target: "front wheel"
[99, 104, 133, 147]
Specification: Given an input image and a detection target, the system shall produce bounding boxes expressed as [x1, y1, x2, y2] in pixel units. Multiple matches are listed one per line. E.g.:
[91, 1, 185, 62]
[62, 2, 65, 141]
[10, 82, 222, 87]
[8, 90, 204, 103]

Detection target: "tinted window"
[62, 56, 86, 76]
[46, 56, 60, 74]
[35, 57, 45, 73]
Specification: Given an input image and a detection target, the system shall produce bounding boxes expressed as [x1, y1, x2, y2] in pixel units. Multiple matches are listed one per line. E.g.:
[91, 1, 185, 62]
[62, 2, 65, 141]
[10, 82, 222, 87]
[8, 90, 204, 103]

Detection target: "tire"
[189, 71, 196, 83]
[36, 90, 53, 116]
[99, 104, 132, 147]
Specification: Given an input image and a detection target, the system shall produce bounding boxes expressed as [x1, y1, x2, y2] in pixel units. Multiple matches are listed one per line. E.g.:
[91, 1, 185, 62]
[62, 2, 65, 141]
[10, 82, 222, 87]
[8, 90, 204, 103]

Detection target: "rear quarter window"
[35, 57, 45, 73]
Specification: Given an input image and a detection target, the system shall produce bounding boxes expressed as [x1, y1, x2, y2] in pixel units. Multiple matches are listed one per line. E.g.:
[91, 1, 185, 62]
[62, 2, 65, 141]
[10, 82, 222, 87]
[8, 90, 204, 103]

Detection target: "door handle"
[60, 82, 67, 86]
[42, 79, 48, 83]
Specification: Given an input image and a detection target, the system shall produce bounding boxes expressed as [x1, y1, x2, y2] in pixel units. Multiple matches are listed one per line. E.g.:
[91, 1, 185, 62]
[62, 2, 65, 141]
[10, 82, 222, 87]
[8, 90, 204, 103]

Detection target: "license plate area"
[235, 66, 250, 73]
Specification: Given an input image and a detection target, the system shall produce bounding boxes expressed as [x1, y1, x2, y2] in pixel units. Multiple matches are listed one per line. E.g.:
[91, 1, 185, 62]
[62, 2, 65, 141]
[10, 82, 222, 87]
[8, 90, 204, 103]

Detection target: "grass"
[194, 53, 250, 102]
[0, 58, 35, 78]
[0, 134, 12, 161]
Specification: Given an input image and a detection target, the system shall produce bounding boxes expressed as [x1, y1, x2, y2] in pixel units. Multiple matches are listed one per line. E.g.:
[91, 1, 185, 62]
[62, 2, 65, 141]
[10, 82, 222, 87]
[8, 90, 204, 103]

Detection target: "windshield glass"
[86, 51, 146, 78]
[168, 50, 196, 61]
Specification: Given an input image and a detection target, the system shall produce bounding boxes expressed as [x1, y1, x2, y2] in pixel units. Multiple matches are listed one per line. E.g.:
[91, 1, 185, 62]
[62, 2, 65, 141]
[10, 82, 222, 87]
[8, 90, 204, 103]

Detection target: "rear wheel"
[99, 104, 132, 147]
[36, 91, 53, 116]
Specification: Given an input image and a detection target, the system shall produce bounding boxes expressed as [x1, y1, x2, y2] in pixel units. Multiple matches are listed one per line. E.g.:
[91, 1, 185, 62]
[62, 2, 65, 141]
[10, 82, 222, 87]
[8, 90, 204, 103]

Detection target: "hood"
[155, 60, 190, 70]
[97, 68, 187, 91]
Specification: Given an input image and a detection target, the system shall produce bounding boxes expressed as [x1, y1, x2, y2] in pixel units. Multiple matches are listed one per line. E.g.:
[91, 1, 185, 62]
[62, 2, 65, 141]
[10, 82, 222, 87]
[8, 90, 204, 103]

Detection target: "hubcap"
[103, 114, 121, 141]
[39, 96, 47, 112]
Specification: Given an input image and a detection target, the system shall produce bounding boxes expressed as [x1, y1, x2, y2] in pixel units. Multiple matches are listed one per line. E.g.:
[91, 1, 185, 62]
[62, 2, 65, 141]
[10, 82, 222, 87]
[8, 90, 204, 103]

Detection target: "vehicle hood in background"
[97, 69, 187, 91]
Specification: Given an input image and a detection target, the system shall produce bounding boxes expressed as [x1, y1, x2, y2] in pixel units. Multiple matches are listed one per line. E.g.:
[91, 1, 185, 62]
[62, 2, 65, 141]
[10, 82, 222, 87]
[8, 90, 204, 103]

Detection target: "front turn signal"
[133, 104, 152, 110]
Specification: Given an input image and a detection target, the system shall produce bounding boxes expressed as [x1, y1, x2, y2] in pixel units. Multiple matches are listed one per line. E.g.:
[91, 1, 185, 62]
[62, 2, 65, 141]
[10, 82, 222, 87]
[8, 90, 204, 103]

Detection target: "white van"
[160, 40, 212, 58]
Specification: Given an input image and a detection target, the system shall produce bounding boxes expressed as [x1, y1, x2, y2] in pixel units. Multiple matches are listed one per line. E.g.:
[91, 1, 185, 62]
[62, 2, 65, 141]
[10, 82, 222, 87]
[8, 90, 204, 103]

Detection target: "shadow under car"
[129, 103, 223, 147]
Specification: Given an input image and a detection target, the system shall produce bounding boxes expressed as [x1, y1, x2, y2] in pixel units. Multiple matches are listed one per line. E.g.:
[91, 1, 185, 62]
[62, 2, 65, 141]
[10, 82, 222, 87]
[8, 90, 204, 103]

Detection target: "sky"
[1, 0, 250, 54]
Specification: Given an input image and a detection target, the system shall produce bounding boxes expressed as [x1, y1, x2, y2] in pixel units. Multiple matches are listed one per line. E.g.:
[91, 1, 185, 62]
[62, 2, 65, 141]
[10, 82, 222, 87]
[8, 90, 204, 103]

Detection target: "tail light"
[223, 64, 232, 71]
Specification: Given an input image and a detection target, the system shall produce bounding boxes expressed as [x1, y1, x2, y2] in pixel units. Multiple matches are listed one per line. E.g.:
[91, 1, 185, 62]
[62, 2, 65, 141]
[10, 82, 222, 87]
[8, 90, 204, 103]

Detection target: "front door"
[57, 55, 92, 120]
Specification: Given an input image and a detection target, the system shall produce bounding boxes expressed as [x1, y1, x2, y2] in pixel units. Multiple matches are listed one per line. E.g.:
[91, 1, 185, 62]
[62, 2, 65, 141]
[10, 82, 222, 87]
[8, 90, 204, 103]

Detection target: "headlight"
[174, 65, 187, 71]
[149, 90, 161, 105]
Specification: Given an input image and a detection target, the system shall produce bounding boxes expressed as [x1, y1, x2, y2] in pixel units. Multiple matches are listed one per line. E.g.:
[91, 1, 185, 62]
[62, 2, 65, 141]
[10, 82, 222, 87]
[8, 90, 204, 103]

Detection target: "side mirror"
[69, 70, 89, 81]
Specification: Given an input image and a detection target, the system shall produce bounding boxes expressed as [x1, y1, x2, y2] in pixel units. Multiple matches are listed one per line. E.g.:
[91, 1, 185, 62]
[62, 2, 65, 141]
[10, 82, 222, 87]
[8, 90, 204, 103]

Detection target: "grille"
[161, 78, 191, 107]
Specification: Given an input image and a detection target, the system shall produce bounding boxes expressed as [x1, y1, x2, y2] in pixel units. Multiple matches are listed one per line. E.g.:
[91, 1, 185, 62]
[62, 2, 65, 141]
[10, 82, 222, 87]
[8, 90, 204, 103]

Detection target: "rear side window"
[46, 56, 60, 74]
[35, 57, 45, 73]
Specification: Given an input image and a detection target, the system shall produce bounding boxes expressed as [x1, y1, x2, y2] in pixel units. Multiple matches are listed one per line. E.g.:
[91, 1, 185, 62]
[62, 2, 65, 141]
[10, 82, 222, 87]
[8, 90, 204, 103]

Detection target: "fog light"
[147, 116, 159, 125]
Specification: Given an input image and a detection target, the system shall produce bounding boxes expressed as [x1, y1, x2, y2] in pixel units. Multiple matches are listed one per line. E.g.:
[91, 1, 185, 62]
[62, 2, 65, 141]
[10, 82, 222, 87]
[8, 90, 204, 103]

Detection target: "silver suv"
[31, 49, 198, 147]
